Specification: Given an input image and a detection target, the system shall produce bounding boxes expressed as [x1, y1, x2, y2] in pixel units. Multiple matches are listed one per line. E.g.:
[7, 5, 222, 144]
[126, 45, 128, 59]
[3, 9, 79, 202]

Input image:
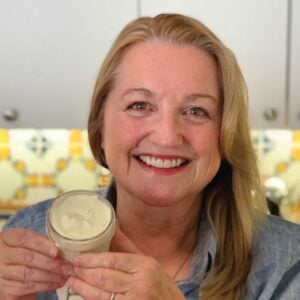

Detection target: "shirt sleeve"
[270, 260, 300, 299]
[2, 199, 53, 236]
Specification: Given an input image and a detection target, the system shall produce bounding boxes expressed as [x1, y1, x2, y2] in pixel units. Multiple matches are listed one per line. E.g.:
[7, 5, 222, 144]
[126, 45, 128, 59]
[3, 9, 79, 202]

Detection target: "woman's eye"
[185, 107, 209, 117]
[126, 101, 152, 116]
[183, 106, 212, 123]
[128, 102, 149, 110]
[188, 107, 203, 115]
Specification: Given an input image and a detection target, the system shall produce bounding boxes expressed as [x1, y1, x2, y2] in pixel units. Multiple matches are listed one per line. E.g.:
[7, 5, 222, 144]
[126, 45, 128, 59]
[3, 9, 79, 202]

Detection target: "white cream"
[50, 193, 112, 240]
[47, 190, 115, 263]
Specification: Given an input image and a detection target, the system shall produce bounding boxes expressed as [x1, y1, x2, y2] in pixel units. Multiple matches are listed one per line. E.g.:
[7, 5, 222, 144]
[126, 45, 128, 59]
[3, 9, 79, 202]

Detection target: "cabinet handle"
[3, 108, 19, 121]
[263, 108, 278, 121]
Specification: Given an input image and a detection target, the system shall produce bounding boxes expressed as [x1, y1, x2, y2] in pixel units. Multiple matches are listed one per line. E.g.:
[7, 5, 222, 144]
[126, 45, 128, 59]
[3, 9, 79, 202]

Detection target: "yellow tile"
[292, 148, 300, 161]
[15, 188, 26, 200]
[85, 159, 96, 171]
[0, 129, 10, 160]
[57, 159, 68, 171]
[292, 131, 300, 160]
[26, 175, 39, 186]
[276, 162, 288, 174]
[291, 202, 300, 213]
[293, 130, 300, 142]
[98, 174, 112, 187]
[0, 148, 10, 160]
[42, 175, 55, 186]
[70, 129, 83, 143]
[69, 130, 83, 157]
[0, 129, 9, 142]
[70, 145, 83, 157]
[14, 161, 26, 172]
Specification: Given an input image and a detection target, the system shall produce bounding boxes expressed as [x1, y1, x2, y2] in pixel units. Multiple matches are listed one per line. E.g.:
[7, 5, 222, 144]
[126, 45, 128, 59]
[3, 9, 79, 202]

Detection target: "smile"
[137, 155, 188, 169]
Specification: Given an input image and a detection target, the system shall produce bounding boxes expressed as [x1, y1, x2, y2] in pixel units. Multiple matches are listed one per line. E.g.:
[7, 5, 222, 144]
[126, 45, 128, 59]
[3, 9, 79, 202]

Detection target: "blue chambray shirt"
[3, 186, 300, 300]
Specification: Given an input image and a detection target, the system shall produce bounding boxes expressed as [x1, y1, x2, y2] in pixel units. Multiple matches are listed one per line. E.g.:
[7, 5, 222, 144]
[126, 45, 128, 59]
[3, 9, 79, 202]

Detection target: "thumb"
[110, 219, 142, 254]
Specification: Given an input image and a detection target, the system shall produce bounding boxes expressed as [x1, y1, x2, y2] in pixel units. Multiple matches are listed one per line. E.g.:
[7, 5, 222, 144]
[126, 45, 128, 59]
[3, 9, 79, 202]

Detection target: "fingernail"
[61, 264, 73, 276]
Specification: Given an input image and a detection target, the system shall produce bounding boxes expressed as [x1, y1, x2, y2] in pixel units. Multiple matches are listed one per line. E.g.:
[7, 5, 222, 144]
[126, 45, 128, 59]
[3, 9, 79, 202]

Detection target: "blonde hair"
[88, 13, 267, 300]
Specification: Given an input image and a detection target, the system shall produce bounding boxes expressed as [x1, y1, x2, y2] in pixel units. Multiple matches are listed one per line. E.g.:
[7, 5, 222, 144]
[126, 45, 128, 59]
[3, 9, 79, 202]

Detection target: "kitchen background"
[0, 0, 299, 228]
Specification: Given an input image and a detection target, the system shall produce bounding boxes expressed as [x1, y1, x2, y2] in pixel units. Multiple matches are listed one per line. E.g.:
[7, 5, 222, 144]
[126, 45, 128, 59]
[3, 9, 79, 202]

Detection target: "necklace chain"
[171, 248, 194, 280]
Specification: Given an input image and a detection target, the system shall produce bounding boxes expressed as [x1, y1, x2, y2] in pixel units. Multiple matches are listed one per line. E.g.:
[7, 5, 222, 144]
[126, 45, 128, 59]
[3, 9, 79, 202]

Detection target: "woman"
[1, 14, 300, 300]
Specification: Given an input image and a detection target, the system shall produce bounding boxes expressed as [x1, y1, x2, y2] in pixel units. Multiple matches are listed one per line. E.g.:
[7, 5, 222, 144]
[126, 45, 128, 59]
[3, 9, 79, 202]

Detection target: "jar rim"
[47, 190, 115, 244]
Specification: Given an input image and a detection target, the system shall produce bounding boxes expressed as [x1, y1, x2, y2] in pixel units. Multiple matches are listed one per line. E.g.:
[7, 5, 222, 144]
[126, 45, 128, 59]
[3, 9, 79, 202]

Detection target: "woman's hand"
[66, 224, 185, 300]
[0, 228, 67, 300]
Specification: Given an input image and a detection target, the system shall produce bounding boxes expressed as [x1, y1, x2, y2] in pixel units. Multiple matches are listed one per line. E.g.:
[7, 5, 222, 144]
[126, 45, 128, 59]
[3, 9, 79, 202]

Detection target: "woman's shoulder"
[253, 214, 300, 265]
[247, 215, 300, 298]
[256, 214, 300, 253]
[3, 199, 54, 236]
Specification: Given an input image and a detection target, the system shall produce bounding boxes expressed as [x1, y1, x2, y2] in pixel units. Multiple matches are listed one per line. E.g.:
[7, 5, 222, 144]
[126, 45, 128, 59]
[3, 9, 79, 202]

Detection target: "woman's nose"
[148, 114, 183, 147]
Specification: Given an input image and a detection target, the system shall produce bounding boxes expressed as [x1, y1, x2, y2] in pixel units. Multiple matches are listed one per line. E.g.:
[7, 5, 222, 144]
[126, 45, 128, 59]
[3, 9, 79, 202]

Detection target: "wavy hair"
[88, 13, 267, 300]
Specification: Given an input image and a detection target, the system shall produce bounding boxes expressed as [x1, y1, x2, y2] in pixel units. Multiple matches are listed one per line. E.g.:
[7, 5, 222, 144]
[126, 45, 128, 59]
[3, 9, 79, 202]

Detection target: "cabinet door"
[140, 0, 288, 128]
[289, 0, 300, 129]
[0, 0, 137, 129]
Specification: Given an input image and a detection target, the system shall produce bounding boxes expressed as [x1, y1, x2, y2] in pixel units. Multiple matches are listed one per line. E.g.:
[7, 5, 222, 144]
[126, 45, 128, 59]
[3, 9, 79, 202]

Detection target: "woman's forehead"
[114, 41, 220, 99]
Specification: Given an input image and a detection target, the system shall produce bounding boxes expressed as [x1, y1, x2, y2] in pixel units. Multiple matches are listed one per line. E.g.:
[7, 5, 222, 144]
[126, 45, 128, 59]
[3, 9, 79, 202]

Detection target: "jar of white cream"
[46, 190, 115, 262]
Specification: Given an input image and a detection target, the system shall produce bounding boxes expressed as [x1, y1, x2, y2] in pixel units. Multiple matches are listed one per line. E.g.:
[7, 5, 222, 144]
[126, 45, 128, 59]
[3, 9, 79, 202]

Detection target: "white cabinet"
[0, 0, 137, 129]
[140, 0, 289, 128]
[1, 1, 297, 129]
[289, 0, 300, 129]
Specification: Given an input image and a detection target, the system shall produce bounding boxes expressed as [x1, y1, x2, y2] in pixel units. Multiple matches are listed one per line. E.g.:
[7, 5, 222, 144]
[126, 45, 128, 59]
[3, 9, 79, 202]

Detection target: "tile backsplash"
[1, 129, 300, 225]
[0, 129, 111, 214]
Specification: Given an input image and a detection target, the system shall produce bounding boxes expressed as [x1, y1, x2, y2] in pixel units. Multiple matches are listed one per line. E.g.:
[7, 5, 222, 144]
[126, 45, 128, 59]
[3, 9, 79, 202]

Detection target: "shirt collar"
[177, 210, 216, 294]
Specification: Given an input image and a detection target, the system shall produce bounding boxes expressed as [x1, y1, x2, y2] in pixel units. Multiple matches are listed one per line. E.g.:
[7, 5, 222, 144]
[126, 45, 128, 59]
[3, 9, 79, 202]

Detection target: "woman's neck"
[115, 187, 201, 261]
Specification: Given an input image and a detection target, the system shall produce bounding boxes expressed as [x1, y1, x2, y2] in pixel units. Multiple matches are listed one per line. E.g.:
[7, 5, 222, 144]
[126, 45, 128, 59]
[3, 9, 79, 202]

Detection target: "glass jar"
[46, 190, 115, 262]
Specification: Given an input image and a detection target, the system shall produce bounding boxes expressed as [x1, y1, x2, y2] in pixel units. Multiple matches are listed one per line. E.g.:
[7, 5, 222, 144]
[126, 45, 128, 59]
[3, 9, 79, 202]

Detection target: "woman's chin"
[134, 189, 184, 208]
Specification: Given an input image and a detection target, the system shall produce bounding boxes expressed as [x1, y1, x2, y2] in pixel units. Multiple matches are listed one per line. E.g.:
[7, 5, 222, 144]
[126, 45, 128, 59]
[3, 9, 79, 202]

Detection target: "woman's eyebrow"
[185, 93, 218, 103]
[122, 88, 154, 98]
[121, 88, 218, 103]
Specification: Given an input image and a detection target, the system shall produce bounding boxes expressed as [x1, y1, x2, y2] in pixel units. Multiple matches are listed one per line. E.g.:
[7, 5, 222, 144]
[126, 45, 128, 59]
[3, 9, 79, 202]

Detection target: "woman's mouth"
[136, 155, 189, 169]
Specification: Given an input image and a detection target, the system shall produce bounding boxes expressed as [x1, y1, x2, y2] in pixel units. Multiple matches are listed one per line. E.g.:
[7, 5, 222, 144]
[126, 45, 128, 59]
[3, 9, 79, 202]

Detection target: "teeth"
[139, 156, 187, 168]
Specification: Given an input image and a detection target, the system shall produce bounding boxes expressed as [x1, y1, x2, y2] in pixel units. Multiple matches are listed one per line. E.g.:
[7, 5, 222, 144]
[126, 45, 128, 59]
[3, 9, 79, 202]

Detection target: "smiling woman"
[100, 41, 221, 207]
[2, 13, 300, 300]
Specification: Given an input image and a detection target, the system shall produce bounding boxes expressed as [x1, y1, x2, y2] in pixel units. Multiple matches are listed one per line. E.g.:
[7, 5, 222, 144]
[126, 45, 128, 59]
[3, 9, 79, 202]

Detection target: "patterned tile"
[254, 130, 300, 223]
[1, 129, 300, 227]
[0, 129, 111, 215]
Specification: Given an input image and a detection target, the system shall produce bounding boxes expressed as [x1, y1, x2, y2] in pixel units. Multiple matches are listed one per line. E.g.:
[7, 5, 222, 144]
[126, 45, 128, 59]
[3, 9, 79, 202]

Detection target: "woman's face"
[101, 41, 222, 206]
